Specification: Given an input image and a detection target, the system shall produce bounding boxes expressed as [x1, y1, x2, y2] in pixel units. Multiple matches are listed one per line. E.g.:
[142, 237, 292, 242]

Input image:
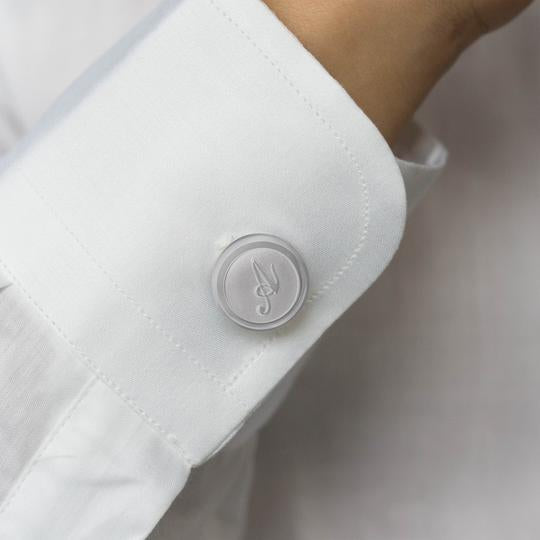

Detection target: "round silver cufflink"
[212, 234, 309, 331]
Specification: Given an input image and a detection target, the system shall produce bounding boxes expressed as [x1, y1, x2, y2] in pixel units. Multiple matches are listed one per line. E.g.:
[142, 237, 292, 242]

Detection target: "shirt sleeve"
[0, 0, 446, 537]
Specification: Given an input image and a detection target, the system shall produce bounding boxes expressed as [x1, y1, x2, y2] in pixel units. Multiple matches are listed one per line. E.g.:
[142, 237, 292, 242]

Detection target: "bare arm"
[264, 0, 534, 142]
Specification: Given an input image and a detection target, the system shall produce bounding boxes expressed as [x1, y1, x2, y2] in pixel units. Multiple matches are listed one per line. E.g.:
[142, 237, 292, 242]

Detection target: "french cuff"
[396, 122, 448, 212]
[0, 0, 445, 536]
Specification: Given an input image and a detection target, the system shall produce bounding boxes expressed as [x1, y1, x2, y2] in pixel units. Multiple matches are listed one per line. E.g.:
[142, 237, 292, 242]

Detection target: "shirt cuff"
[395, 121, 448, 212]
[0, 0, 445, 536]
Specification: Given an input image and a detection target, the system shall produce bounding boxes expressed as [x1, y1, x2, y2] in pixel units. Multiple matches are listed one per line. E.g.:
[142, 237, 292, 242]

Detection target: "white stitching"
[0, 258, 195, 468]
[4, 0, 371, 434]
[206, 0, 370, 386]
[226, 331, 276, 388]
[21, 175, 241, 404]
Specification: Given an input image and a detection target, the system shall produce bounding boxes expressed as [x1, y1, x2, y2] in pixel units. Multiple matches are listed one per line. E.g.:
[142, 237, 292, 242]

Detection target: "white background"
[0, 2, 539, 538]
[248, 6, 540, 539]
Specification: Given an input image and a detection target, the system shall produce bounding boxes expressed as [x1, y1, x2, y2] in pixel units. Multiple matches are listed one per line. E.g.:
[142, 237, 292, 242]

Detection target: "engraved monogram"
[251, 258, 280, 315]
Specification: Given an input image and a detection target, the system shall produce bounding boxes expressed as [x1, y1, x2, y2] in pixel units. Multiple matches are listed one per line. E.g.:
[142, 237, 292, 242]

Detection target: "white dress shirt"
[0, 0, 446, 537]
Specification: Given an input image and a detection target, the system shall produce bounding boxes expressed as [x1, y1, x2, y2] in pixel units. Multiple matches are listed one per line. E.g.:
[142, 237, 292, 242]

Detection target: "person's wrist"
[264, 0, 474, 143]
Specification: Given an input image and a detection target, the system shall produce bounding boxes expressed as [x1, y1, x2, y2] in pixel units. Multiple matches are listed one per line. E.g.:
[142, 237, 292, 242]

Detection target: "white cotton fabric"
[396, 122, 448, 212]
[0, 0, 405, 470]
[0, 285, 90, 502]
[248, 9, 540, 540]
[0, 0, 446, 538]
[0, 285, 190, 540]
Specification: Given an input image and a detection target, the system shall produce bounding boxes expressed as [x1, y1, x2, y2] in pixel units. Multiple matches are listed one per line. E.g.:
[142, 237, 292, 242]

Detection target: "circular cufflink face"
[212, 234, 309, 331]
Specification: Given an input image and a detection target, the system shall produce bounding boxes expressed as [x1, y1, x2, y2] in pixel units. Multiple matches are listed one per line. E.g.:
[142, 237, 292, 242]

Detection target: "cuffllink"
[212, 234, 308, 331]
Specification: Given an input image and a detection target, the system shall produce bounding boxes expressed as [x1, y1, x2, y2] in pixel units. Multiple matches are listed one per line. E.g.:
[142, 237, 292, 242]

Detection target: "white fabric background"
[247, 7, 540, 539]
[0, 2, 538, 539]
